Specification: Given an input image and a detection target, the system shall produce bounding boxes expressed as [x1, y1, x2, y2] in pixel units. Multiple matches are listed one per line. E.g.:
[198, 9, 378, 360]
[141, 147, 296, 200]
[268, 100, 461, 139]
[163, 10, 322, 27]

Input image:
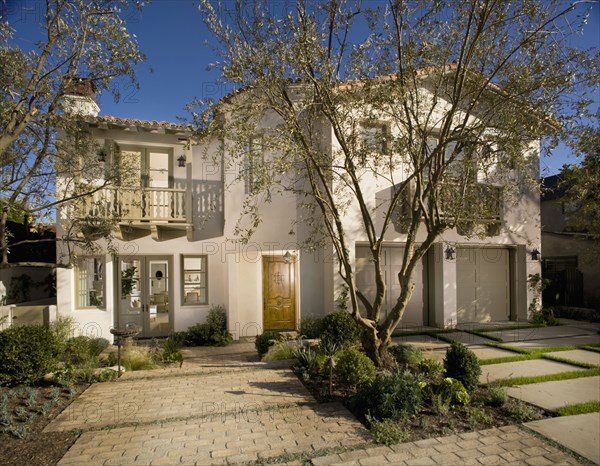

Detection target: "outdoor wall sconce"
[445, 246, 455, 260]
[177, 154, 186, 167]
[531, 249, 540, 261]
[155, 270, 163, 281]
[97, 149, 107, 162]
[283, 251, 294, 264]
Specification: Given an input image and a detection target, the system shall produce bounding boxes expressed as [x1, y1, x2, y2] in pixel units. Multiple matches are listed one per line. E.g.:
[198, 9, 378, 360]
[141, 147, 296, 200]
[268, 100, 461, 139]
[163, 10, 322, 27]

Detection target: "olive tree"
[193, 0, 599, 365]
[0, 0, 144, 268]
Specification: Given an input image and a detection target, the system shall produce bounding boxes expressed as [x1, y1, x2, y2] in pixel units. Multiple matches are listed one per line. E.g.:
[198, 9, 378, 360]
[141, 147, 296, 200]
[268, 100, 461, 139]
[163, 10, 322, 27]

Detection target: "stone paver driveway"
[49, 330, 596, 465]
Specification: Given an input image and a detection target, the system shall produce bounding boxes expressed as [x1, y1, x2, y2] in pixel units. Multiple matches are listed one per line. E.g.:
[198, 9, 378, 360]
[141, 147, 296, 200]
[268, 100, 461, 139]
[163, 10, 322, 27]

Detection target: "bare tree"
[0, 0, 144, 268]
[193, 0, 598, 365]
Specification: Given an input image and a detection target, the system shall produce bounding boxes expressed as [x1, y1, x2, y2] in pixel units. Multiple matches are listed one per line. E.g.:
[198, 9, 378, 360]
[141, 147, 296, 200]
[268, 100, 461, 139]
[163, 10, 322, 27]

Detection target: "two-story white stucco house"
[55, 78, 542, 342]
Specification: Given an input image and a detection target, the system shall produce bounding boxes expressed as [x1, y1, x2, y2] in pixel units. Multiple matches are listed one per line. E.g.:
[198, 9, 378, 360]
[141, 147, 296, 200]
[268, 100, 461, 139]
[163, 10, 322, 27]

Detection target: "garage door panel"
[356, 246, 425, 326]
[457, 248, 509, 323]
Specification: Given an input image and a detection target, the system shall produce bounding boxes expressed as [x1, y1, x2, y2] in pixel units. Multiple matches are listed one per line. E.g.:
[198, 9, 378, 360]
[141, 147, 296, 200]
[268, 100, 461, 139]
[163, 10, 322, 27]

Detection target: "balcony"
[77, 186, 193, 241]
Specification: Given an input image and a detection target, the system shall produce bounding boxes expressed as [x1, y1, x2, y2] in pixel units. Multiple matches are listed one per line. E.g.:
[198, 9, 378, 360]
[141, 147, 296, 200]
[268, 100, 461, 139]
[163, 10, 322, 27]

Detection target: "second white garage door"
[355, 246, 426, 326]
[457, 247, 510, 322]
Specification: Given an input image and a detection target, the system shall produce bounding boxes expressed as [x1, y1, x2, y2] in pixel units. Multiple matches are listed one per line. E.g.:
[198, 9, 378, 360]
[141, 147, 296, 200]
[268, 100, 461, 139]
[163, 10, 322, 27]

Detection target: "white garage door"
[457, 247, 510, 322]
[355, 246, 426, 326]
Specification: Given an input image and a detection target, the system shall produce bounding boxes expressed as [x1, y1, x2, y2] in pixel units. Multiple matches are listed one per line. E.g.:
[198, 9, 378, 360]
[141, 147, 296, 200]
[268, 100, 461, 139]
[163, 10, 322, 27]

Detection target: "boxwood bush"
[255, 331, 283, 358]
[0, 325, 63, 385]
[355, 370, 423, 421]
[387, 344, 423, 368]
[320, 311, 360, 348]
[444, 341, 481, 392]
[334, 347, 376, 392]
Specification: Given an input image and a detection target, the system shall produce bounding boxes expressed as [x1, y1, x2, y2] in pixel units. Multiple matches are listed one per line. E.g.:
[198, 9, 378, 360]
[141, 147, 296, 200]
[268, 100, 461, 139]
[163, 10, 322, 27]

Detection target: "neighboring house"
[0, 219, 56, 329]
[541, 175, 600, 309]
[56, 79, 542, 342]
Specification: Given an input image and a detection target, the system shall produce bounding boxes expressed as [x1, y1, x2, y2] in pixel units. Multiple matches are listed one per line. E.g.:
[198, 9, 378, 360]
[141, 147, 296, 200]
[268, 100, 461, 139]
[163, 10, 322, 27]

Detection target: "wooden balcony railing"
[78, 187, 189, 222]
[440, 182, 503, 223]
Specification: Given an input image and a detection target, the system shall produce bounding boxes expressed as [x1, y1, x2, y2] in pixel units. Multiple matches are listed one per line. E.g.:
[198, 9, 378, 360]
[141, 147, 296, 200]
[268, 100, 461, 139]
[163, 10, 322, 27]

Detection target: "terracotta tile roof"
[86, 115, 192, 132]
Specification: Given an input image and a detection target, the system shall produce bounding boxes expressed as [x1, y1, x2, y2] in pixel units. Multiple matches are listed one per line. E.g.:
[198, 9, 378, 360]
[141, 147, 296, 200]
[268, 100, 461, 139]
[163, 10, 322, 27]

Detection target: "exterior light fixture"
[445, 246, 455, 260]
[283, 251, 294, 264]
[177, 154, 186, 167]
[531, 249, 540, 261]
[155, 270, 163, 281]
[97, 149, 107, 162]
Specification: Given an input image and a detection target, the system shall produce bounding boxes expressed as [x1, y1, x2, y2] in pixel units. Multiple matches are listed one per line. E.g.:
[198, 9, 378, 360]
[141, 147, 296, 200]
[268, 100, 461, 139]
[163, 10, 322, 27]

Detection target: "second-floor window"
[115, 145, 173, 188]
[360, 121, 389, 154]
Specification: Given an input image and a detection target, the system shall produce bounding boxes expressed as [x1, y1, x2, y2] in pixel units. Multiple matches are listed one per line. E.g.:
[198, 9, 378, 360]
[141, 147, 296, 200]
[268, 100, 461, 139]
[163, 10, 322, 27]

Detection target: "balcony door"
[117, 146, 173, 220]
[116, 255, 172, 338]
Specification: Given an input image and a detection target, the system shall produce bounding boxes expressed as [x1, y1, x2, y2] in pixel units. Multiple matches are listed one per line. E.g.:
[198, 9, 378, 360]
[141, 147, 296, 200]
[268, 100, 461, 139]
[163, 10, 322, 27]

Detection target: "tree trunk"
[361, 324, 393, 367]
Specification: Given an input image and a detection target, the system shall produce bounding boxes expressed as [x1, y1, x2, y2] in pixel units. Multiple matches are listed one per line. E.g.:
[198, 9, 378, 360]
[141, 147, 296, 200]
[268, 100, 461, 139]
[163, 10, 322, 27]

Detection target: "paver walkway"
[50, 321, 599, 465]
[312, 425, 582, 465]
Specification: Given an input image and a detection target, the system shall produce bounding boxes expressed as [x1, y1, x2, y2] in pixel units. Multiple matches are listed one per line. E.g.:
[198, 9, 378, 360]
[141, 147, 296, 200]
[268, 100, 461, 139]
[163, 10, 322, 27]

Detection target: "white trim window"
[76, 256, 105, 308]
[182, 255, 208, 305]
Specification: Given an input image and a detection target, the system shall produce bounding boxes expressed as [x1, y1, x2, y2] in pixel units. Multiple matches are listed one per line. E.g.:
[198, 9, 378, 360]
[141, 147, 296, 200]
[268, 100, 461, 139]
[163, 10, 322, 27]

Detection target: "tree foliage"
[559, 120, 600, 240]
[0, 0, 144, 267]
[193, 0, 598, 365]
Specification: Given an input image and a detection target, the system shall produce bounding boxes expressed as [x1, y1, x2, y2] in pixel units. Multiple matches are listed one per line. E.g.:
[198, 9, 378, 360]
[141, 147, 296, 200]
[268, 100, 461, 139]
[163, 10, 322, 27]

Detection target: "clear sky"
[6, 0, 599, 176]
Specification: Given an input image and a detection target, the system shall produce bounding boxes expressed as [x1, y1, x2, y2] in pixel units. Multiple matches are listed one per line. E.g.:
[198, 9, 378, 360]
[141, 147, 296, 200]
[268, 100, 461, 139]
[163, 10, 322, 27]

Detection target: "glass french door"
[116, 256, 172, 338]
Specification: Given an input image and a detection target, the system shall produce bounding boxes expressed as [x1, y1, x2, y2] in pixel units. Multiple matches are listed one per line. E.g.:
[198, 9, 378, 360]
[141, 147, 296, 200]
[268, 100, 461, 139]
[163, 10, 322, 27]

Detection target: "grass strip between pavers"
[466, 324, 545, 333]
[479, 354, 537, 365]
[582, 345, 600, 353]
[462, 330, 504, 342]
[556, 401, 600, 416]
[487, 367, 600, 387]
[540, 353, 599, 369]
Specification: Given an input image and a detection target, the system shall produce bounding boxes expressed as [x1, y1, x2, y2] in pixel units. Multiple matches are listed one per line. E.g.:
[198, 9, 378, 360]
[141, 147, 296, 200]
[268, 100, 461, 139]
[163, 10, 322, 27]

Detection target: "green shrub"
[417, 358, 444, 381]
[162, 336, 183, 364]
[529, 307, 559, 326]
[184, 305, 233, 347]
[425, 377, 470, 414]
[356, 370, 423, 421]
[368, 417, 411, 445]
[387, 344, 423, 368]
[300, 315, 324, 339]
[185, 323, 212, 346]
[0, 325, 63, 385]
[255, 331, 283, 358]
[334, 348, 376, 392]
[293, 345, 326, 375]
[65, 336, 94, 365]
[320, 311, 360, 349]
[483, 385, 508, 407]
[49, 315, 76, 343]
[89, 338, 109, 357]
[466, 406, 493, 428]
[207, 305, 227, 334]
[503, 399, 538, 422]
[444, 341, 481, 393]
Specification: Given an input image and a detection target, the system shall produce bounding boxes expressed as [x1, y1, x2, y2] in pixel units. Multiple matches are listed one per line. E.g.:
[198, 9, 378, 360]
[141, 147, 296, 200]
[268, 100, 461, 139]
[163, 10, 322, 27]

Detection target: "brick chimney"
[61, 77, 100, 117]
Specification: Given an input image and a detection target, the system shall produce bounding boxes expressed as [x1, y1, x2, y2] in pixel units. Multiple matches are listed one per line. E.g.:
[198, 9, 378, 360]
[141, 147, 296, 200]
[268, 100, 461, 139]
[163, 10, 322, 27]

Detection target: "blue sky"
[6, 0, 599, 175]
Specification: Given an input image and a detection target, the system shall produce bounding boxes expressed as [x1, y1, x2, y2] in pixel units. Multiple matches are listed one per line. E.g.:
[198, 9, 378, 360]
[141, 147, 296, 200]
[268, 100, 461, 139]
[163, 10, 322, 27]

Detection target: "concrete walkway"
[49, 321, 600, 465]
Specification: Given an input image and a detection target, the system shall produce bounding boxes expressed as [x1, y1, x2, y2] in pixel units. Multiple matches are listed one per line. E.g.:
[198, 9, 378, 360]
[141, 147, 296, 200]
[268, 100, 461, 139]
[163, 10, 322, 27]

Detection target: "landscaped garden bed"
[258, 312, 554, 446]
